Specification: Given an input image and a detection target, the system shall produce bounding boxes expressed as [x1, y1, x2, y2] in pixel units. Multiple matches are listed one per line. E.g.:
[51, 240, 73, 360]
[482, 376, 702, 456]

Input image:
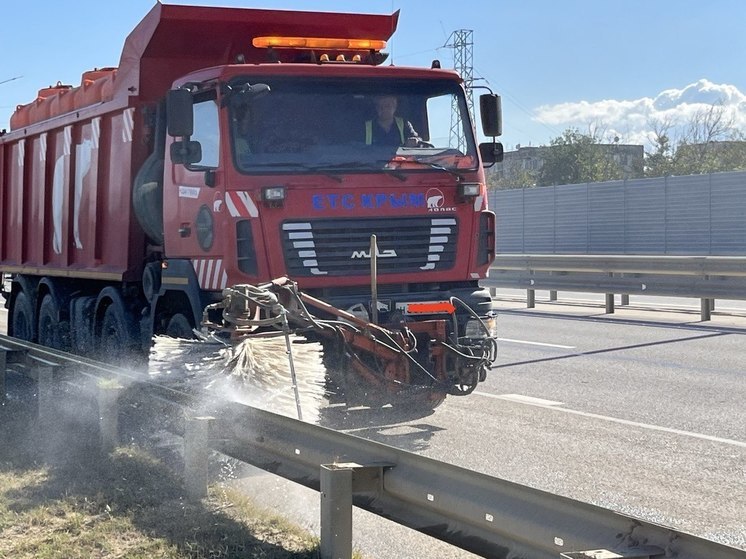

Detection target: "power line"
[392, 46, 445, 60]
[472, 67, 565, 141]
[444, 35, 563, 149]
[0, 76, 23, 86]
[440, 34, 564, 147]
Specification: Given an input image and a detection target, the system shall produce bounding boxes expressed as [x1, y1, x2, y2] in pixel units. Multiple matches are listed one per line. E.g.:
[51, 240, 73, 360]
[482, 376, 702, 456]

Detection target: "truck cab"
[151, 60, 501, 339]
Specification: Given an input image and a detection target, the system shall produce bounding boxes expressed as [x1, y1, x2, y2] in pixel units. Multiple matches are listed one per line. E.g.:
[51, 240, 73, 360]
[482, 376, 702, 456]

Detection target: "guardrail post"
[527, 289, 535, 308]
[319, 462, 387, 559]
[184, 416, 214, 501]
[700, 298, 711, 321]
[320, 464, 354, 559]
[621, 294, 630, 306]
[36, 366, 58, 462]
[605, 294, 615, 314]
[549, 290, 558, 301]
[97, 381, 123, 454]
[0, 349, 28, 403]
[36, 366, 55, 436]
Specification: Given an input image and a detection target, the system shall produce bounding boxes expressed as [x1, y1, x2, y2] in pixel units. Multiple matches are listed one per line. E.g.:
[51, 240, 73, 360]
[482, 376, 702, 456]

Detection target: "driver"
[365, 95, 422, 147]
[233, 105, 253, 158]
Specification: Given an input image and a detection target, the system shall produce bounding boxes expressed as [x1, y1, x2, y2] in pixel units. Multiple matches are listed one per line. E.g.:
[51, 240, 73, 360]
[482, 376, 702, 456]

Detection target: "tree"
[537, 127, 625, 186]
[487, 160, 537, 189]
[645, 103, 746, 177]
[644, 120, 675, 177]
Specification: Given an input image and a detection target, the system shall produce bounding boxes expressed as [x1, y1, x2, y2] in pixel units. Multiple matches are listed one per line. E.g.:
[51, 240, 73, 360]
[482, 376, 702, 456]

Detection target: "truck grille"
[281, 216, 458, 277]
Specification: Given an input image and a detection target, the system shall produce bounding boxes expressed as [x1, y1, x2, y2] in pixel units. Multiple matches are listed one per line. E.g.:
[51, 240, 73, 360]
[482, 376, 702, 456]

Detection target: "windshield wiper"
[244, 162, 346, 182]
[396, 159, 466, 180]
[309, 162, 408, 182]
[244, 161, 409, 182]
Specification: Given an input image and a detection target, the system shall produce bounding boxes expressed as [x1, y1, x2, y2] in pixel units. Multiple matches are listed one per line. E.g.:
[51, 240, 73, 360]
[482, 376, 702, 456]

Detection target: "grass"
[0, 385, 362, 559]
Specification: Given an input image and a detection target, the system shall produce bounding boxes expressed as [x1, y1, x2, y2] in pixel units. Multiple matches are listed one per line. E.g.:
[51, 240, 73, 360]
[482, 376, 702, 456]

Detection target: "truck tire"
[165, 313, 194, 339]
[37, 294, 69, 351]
[99, 302, 137, 362]
[11, 292, 35, 342]
[390, 391, 445, 416]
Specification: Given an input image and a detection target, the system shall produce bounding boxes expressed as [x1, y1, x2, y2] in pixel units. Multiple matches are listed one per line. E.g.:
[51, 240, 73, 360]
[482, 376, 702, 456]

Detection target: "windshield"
[227, 77, 478, 174]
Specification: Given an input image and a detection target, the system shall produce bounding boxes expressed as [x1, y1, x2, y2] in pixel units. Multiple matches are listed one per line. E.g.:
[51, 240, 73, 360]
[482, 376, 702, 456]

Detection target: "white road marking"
[479, 393, 564, 406]
[476, 391, 746, 448]
[497, 337, 575, 349]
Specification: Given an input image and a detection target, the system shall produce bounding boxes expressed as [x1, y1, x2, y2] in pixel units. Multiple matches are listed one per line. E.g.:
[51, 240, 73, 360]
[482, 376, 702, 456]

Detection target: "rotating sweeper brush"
[148, 330, 326, 422]
[151, 277, 497, 419]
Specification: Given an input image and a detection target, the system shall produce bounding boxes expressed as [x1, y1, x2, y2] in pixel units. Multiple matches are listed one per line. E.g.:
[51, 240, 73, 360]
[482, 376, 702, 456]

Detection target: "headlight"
[262, 186, 286, 201]
[464, 314, 497, 338]
[459, 182, 481, 197]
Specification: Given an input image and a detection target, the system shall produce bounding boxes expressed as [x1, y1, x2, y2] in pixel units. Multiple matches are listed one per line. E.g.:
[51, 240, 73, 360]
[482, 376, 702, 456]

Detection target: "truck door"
[164, 89, 225, 274]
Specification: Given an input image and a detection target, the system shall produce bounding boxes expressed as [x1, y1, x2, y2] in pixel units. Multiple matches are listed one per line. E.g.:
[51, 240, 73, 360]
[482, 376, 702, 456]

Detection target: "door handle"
[179, 224, 192, 237]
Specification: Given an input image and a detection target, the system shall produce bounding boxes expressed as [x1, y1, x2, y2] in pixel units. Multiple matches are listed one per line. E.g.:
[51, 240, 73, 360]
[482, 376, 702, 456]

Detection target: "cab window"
[190, 91, 220, 169]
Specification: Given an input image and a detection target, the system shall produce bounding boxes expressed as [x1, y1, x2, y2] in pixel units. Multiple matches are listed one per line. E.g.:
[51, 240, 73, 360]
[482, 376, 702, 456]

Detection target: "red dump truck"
[0, 4, 502, 407]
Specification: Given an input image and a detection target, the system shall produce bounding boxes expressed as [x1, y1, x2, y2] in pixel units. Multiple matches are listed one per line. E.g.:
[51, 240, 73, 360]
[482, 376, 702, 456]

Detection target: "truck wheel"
[11, 292, 35, 342]
[38, 294, 65, 350]
[99, 303, 136, 362]
[165, 313, 194, 339]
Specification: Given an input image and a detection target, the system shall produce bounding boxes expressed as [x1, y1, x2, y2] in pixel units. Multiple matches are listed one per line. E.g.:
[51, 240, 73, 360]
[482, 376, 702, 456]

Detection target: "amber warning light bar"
[252, 36, 387, 51]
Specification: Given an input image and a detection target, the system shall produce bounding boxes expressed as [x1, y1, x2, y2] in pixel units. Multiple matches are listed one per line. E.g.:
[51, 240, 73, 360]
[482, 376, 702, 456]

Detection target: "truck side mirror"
[167, 89, 194, 137]
[170, 140, 202, 166]
[479, 142, 504, 165]
[480, 93, 502, 138]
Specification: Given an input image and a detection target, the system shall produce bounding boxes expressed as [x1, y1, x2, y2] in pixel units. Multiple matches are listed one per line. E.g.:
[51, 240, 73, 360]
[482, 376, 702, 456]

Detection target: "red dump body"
[0, 4, 400, 281]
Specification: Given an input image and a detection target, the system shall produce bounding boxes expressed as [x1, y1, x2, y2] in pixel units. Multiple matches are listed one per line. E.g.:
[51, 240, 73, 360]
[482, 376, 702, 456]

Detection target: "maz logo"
[351, 248, 398, 259]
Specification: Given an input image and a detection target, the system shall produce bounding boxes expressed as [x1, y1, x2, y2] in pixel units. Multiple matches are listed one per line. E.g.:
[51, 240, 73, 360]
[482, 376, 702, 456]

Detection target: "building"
[490, 143, 644, 187]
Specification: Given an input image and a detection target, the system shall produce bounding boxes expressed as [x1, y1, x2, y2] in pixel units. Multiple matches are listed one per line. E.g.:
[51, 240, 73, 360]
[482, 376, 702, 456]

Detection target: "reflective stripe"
[365, 117, 405, 145]
[395, 117, 405, 142]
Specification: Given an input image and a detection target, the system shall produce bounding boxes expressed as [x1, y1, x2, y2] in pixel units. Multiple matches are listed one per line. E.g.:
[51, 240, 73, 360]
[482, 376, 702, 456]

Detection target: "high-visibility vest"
[365, 117, 405, 145]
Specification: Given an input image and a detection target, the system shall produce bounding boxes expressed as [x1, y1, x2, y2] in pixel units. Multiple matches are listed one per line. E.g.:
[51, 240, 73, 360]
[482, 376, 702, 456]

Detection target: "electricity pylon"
[445, 30, 474, 152]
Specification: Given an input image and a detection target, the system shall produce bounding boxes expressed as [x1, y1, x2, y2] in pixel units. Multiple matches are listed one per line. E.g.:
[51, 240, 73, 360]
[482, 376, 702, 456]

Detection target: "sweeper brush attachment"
[197, 277, 497, 411]
[149, 332, 326, 422]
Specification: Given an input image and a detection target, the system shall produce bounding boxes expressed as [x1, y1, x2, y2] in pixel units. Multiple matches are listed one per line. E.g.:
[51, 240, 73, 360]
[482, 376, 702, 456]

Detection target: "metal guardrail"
[1, 334, 744, 559]
[485, 255, 746, 320]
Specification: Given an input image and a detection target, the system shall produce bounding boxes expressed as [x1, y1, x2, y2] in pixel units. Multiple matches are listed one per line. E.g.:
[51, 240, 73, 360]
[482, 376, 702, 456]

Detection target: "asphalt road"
[428, 303, 745, 546]
[2, 298, 744, 557]
[238, 297, 746, 557]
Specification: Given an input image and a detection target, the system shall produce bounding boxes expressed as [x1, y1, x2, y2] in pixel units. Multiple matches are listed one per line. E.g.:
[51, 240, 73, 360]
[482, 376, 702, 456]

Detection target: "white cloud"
[533, 79, 746, 148]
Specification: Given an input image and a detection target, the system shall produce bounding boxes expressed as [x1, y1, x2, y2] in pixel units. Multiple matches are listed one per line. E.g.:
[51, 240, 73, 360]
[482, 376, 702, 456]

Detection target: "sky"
[2, 0, 746, 151]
